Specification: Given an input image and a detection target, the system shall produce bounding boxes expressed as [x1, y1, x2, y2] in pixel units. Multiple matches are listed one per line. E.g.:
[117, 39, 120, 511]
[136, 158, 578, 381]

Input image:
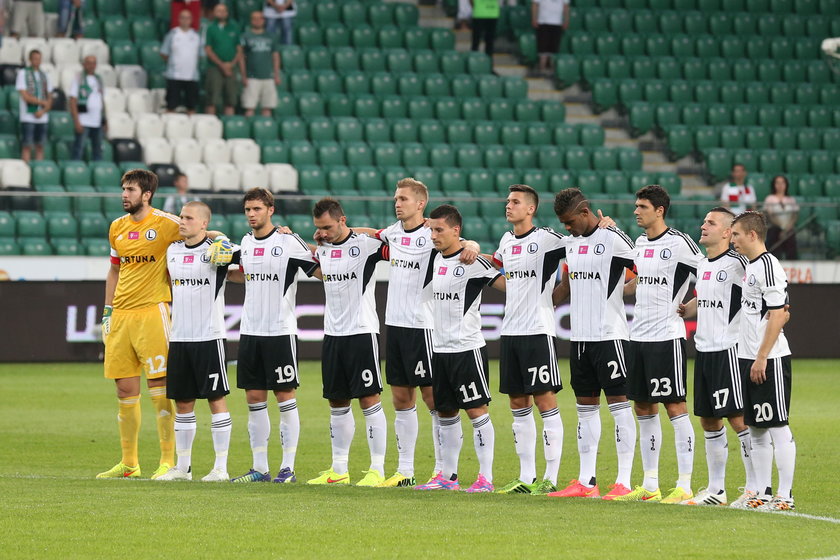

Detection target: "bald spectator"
[69, 55, 105, 161]
[161, 9, 202, 114]
[204, 3, 242, 116]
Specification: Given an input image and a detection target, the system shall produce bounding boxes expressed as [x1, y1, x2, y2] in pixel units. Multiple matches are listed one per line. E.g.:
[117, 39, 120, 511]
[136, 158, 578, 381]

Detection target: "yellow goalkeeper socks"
[118, 395, 141, 467]
[149, 387, 174, 466]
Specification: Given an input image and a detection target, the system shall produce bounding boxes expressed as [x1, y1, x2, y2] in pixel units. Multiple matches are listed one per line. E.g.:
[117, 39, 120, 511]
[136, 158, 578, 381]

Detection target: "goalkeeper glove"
[101, 305, 112, 343]
[207, 235, 234, 265]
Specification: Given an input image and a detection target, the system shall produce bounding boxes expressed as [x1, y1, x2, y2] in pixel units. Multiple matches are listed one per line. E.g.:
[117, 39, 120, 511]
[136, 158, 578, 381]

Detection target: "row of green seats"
[567, 32, 820, 61]
[255, 118, 594, 147]
[4, 211, 110, 239]
[261, 141, 642, 172]
[0, 136, 117, 162]
[628, 102, 840, 136]
[583, 0, 837, 13]
[571, 55, 833, 87]
[31, 161, 123, 188]
[569, 7, 840, 37]
[295, 22, 454, 51]
[279, 46, 494, 75]
[269, 92, 548, 121]
[23, 185, 174, 217]
[299, 1, 419, 28]
[280, 71, 525, 99]
[592, 79, 839, 113]
[0, 236, 109, 256]
[704, 148, 840, 186]
[667, 126, 840, 159]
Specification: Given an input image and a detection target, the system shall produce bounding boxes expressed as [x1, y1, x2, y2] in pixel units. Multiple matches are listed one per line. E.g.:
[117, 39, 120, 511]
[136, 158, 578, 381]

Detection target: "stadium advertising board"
[0, 281, 837, 362]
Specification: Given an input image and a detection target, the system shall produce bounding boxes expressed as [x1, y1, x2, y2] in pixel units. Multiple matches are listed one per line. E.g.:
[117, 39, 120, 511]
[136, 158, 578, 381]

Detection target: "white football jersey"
[314, 232, 388, 336]
[694, 249, 748, 352]
[166, 238, 228, 342]
[565, 226, 636, 341]
[738, 251, 791, 359]
[431, 251, 502, 353]
[235, 229, 318, 337]
[376, 221, 435, 329]
[631, 228, 703, 342]
[492, 226, 566, 336]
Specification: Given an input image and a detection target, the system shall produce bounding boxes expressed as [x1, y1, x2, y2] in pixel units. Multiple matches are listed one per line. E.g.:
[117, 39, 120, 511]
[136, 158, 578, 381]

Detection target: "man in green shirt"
[470, 0, 501, 57]
[204, 3, 243, 115]
[239, 11, 281, 117]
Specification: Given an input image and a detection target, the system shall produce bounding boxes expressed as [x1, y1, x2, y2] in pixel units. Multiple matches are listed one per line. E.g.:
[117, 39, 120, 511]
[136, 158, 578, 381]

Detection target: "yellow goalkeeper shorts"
[104, 303, 171, 380]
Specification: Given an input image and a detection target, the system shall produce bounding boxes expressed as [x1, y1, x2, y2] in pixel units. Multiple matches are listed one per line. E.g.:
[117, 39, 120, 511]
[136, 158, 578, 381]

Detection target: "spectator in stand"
[264, 0, 295, 46]
[204, 3, 242, 116]
[470, 0, 500, 57]
[163, 173, 199, 215]
[170, 0, 201, 31]
[763, 175, 799, 261]
[240, 11, 280, 118]
[16, 49, 52, 163]
[161, 10, 202, 114]
[57, 0, 84, 38]
[202, 0, 220, 18]
[532, 0, 569, 77]
[10, 0, 44, 38]
[69, 55, 105, 161]
[719, 163, 757, 214]
[455, 0, 471, 30]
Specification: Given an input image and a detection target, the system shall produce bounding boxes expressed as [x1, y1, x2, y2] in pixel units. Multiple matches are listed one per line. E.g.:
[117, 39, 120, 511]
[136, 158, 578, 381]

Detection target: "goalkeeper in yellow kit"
[97, 169, 233, 479]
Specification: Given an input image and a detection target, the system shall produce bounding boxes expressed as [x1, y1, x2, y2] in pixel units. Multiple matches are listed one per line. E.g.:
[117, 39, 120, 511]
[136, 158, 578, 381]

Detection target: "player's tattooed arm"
[678, 298, 697, 319]
[596, 209, 616, 229]
[751, 308, 788, 384]
[552, 268, 570, 305]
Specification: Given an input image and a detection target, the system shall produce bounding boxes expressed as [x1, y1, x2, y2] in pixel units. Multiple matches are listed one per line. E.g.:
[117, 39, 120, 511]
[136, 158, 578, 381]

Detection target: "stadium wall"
[1, 280, 838, 362]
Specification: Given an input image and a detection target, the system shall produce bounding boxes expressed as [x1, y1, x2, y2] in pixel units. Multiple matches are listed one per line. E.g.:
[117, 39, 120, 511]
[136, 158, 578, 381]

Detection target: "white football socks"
[362, 403, 387, 476]
[750, 427, 773, 496]
[247, 402, 270, 473]
[439, 415, 463, 481]
[541, 407, 563, 485]
[174, 412, 196, 473]
[278, 399, 300, 471]
[670, 413, 694, 490]
[770, 425, 796, 498]
[704, 426, 728, 495]
[210, 412, 231, 472]
[638, 414, 661, 492]
[430, 410, 443, 474]
[394, 407, 418, 477]
[329, 406, 355, 475]
[736, 428, 756, 492]
[511, 407, 537, 484]
[576, 404, 601, 487]
[609, 401, 636, 488]
[471, 413, 495, 483]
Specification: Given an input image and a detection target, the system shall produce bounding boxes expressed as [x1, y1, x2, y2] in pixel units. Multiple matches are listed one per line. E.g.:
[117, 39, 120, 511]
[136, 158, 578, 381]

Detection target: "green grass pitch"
[1, 360, 839, 559]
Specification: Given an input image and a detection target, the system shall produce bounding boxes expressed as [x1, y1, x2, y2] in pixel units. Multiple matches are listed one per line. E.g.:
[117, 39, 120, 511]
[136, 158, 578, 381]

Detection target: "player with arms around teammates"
[306, 198, 391, 487]
[351, 177, 480, 487]
[226, 188, 317, 483]
[730, 212, 796, 511]
[415, 205, 505, 493]
[488, 185, 567, 496]
[156, 202, 233, 482]
[550, 188, 638, 500]
[617, 185, 702, 503]
[677, 207, 757, 507]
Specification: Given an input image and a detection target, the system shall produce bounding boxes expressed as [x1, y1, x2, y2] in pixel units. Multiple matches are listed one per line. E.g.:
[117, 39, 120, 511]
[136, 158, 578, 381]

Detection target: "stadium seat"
[510, 145, 538, 169]
[501, 122, 527, 146]
[142, 137, 173, 165]
[210, 163, 240, 192]
[199, 139, 229, 166]
[162, 113, 193, 141]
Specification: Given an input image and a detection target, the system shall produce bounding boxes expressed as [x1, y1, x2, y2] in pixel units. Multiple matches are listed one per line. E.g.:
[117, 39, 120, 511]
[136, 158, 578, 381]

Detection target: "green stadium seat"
[456, 144, 482, 168]
[380, 96, 405, 119]
[783, 106, 807, 127]
[810, 151, 834, 174]
[16, 211, 46, 237]
[645, 36, 670, 58]
[371, 143, 399, 167]
[597, 35, 621, 57]
[131, 17, 158, 42]
[576, 170, 603, 194]
[396, 74, 420, 97]
[324, 24, 351, 48]
[782, 60, 806, 82]
[341, 2, 366, 25]
[298, 166, 327, 192]
[0, 211, 14, 237]
[628, 102, 654, 135]
[621, 35, 645, 57]
[387, 50, 412, 74]
[394, 3, 419, 27]
[317, 142, 344, 166]
[20, 237, 52, 255]
[51, 238, 83, 255]
[260, 140, 289, 164]
[103, 17, 130, 42]
[307, 118, 335, 142]
[426, 144, 454, 168]
[368, 3, 394, 27]
[290, 71, 316, 93]
[705, 149, 733, 181]
[471, 122, 498, 146]
[554, 54, 581, 89]
[278, 117, 306, 141]
[249, 116, 278, 142]
[658, 172, 682, 195]
[342, 72, 370, 95]
[30, 161, 60, 187]
[808, 106, 832, 128]
[564, 147, 589, 171]
[619, 80, 643, 106]
[307, 49, 333, 71]
[349, 25, 376, 48]
[377, 26, 402, 49]
[642, 80, 667, 104]
[344, 142, 373, 167]
[603, 171, 629, 195]
[353, 167, 382, 192]
[60, 162, 90, 186]
[538, 146, 564, 169]
[288, 141, 316, 166]
[297, 93, 325, 117]
[682, 58, 707, 81]
[581, 55, 607, 84]
[583, 9, 609, 33]
[503, 77, 528, 100]
[525, 123, 551, 146]
[633, 10, 658, 33]
[404, 28, 430, 51]
[483, 145, 511, 169]
[90, 162, 121, 188]
[519, 169, 548, 192]
[617, 148, 642, 171]
[667, 126, 693, 159]
[512, 99, 539, 122]
[461, 99, 487, 121]
[48, 112, 74, 139]
[681, 104, 705, 127]
[362, 119, 389, 143]
[498, 122, 525, 146]
[296, 23, 323, 47]
[510, 145, 538, 169]
[494, 169, 520, 193]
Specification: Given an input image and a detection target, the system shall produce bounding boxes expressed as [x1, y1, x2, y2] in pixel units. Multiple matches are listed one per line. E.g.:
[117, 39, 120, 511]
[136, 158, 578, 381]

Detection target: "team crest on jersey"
[594, 243, 605, 255]
[145, 229, 157, 241]
[438, 266, 448, 275]
[128, 231, 139, 240]
[454, 266, 465, 277]
[254, 248, 265, 256]
[511, 245, 522, 255]
[401, 237, 411, 246]
[349, 246, 360, 257]
[579, 245, 589, 254]
[201, 253, 211, 263]
[183, 255, 194, 263]
[272, 246, 283, 257]
[331, 249, 342, 258]
[702, 271, 712, 280]
[660, 248, 672, 260]
[416, 237, 426, 247]
[644, 249, 654, 258]
[716, 270, 727, 282]
[748, 274, 757, 286]
[527, 243, 538, 254]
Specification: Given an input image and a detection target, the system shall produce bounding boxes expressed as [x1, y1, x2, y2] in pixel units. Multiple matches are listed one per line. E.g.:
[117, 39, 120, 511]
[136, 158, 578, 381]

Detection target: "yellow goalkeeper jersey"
[109, 209, 181, 310]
